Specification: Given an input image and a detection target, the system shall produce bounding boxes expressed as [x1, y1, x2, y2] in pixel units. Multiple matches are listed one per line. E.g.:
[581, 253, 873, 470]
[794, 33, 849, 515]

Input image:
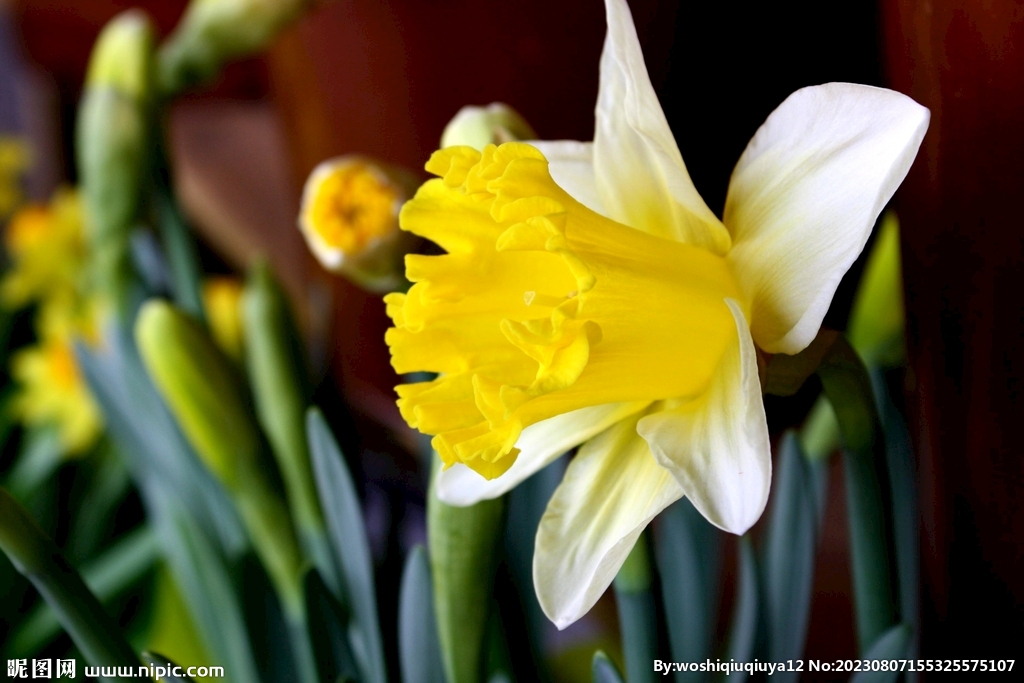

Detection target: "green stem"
[0, 487, 140, 677]
[816, 336, 897, 651]
[613, 534, 657, 683]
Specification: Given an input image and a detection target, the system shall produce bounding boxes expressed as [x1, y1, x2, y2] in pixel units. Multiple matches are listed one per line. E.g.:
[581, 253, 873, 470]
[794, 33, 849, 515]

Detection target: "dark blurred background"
[4, 0, 1022, 668]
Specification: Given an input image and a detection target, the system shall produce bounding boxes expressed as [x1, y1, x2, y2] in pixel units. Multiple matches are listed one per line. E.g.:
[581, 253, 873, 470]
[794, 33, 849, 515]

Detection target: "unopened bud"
[299, 155, 418, 293]
[440, 103, 536, 150]
[135, 299, 259, 487]
[159, 0, 312, 96]
[76, 11, 155, 314]
[847, 212, 905, 367]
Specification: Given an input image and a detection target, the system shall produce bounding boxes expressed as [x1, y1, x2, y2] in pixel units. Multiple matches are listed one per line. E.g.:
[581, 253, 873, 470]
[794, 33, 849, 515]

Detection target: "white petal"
[534, 411, 683, 629]
[435, 401, 649, 506]
[529, 140, 606, 216]
[592, 0, 730, 253]
[636, 300, 771, 535]
[724, 83, 929, 354]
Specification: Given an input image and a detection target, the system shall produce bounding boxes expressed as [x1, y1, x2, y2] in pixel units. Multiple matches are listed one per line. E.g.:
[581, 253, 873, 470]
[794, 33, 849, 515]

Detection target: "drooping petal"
[636, 300, 771, 535]
[534, 409, 683, 629]
[436, 401, 649, 505]
[529, 140, 605, 216]
[724, 83, 929, 355]
[593, 0, 730, 253]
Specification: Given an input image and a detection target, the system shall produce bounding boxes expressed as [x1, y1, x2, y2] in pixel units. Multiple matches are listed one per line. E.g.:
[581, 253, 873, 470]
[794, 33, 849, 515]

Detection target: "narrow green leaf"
[243, 263, 335, 593]
[873, 369, 919, 630]
[428, 459, 505, 683]
[849, 623, 913, 683]
[142, 652, 198, 683]
[762, 432, 819, 680]
[307, 408, 387, 683]
[653, 498, 720, 683]
[155, 181, 205, 322]
[817, 337, 897, 652]
[4, 426, 63, 500]
[592, 651, 625, 683]
[614, 534, 657, 683]
[12, 525, 158, 654]
[399, 546, 447, 683]
[722, 537, 759, 683]
[0, 487, 140, 676]
[77, 324, 259, 683]
[305, 569, 360, 683]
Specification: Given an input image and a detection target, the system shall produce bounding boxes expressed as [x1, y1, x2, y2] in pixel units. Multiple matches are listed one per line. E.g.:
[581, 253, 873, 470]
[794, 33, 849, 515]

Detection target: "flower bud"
[159, 0, 312, 96]
[847, 212, 905, 367]
[76, 11, 155, 314]
[440, 103, 536, 150]
[134, 299, 259, 487]
[298, 155, 418, 293]
[135, 299, 305, 614]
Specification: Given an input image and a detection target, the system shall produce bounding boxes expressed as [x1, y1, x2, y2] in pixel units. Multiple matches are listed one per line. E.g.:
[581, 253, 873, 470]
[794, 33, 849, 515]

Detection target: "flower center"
[304, 161, 399, 254]
[386, 143, 745, 479]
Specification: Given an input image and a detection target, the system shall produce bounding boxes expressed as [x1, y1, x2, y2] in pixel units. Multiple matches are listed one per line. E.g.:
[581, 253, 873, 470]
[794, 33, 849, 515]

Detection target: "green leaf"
[77, 324, 259, 683]
[873, 369, 919, 632]
[305, 569, 360, 683]
[817, 337, 897, 652]
[307, 408, 387, 683]
[654, 498, 719, 682]
[762, 432, 822, 680]
[613, 534, 657, 683]
[156, 185, 206, 322]
[398, 546, 447, 683]
[0, 487, 140, 676]
[243, 263, 335, 593]
[4, 426, 63, 500]
[591, 651, 625, 683]
[428, 459, 506, 683]
[142, 652, 198, 683]
[12, 525, 158, 654]
[849, 623, 913, 683]
[722, 537, 759, 683]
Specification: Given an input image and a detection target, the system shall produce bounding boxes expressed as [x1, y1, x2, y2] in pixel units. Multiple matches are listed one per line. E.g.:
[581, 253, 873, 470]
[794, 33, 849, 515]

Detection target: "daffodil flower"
[385, 0, 928, 628]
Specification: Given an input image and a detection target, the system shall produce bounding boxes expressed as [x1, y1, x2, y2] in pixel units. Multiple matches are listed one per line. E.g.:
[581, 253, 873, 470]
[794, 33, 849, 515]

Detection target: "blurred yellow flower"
[3, 187, 103, 454]
[0, 136, 30, 218]
[12, 321, 103, 455]
[1, 188, 88, 310]
[203, 276, 245, 360]
[299, 156, 416, 293]
[388, 0, 929, 629]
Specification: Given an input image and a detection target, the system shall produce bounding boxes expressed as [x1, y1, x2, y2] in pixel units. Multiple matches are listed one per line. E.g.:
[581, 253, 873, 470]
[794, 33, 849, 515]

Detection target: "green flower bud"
[135, 299, 259, 486]
[135, 299, 306, 615]
[76, 11, 156, 314]
[847, 212, 905, 367]
[440, 103, 537, 150]
[159, 0, 312, 96]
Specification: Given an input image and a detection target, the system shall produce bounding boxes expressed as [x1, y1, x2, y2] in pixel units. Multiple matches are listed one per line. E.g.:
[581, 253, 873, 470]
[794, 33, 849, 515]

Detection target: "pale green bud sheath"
[242, 261, 336, 591]
[134, 300, 304, 617]
[159, 0, 312, 96]
[76, 10, 155, 318]
[440, 103, 537, 149]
